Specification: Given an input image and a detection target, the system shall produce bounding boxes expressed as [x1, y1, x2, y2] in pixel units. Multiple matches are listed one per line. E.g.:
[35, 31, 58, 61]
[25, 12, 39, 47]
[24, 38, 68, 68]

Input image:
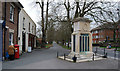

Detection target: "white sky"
[19, 0, 120, 29]
[19, 0, 40, 27]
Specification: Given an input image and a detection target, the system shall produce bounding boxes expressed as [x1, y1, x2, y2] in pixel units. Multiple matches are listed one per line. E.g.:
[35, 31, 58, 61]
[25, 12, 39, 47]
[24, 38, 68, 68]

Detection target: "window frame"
[9, 33, 14, 45]
[23, 17, 25, 29]
[10, 3, 15, 22]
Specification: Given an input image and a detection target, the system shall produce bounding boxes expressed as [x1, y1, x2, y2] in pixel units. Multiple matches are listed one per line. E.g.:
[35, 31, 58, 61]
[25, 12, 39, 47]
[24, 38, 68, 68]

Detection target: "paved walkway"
[0, 61, 2, 71]
[2, 42, 119, 69]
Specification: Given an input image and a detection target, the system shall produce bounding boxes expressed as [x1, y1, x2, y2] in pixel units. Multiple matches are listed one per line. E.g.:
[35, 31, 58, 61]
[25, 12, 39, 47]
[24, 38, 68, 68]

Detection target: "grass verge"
[45, 44, 53, 48]
[100, 47, 120, 49]
[59, 44, 71, 50]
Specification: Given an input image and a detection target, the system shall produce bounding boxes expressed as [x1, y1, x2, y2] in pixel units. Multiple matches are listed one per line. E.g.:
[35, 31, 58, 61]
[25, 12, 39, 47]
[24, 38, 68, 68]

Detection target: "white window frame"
[10, 3, 15, 22]
[23, 17, 25, 28]
[9, 33, 14, 45]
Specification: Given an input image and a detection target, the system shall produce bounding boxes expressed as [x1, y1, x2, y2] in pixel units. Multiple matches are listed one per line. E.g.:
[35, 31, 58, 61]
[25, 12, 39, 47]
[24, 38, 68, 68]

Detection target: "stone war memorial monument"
[59, 17, 105, 62]
[68, 17, 93, 58]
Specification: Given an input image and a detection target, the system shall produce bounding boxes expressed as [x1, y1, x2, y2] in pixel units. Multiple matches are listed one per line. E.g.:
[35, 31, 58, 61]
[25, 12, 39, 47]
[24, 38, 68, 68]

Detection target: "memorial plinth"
[58, 17, 106, 62]
[68, 17, 93, 58]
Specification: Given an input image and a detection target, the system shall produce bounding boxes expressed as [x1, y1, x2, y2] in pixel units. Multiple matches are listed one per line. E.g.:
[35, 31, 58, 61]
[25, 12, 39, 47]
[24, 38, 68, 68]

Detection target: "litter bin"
[14, 44, 19, 59]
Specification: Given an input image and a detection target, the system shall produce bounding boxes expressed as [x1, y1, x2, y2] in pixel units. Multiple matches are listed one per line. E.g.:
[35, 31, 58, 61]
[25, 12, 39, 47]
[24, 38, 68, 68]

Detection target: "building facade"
[91, 23, 120, 44]
[0, 1, 2, 20]
[1, 2, 23, 58]
[116, 20, 120, 40]
[18, 9, 36, 54]
[0, 1, 3, 61]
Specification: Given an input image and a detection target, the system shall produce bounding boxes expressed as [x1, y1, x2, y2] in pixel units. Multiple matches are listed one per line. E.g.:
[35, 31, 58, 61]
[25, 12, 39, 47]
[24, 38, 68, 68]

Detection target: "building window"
[96, 36, 98, 38]
[101, 35, 103, 38]
[9, 33, 14, 45]
[95, 40, 96, 43]
[95, 31, 98, 33]
[34, 27, 36, 34]
[23, 17, 25, 29]
[10, 4, 14, 22]
[29, 23, 30, 32]
[32, 26, 34, 33]
[99, 35, 100, 38]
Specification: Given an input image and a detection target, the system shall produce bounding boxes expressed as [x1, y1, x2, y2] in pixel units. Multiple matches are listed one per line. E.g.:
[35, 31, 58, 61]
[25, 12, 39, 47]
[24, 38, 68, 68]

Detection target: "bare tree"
[36, 0, 45, 48]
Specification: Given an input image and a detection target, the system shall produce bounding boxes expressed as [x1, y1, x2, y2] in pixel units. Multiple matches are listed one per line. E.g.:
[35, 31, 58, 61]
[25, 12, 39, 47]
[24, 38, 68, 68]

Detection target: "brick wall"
[0, 1, 2, 19]
[2, 2, 20, 56]
[92, 29, 114, 44]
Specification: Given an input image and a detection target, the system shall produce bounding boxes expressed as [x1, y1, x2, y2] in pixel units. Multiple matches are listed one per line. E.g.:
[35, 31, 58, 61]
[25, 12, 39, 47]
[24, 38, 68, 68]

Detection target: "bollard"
[103, 53, 107, 58]
[64, 54, 66, 60]
[57, 52, 58, 58]
[93, 54, 94, 61]
[114, 50, 116, 59]
[95, 51, 97, 56]
[96, 47, 97, 53]
[72, 55, 77, 63]
[104, 47, 105, 55]
[106, 53, 107, 58]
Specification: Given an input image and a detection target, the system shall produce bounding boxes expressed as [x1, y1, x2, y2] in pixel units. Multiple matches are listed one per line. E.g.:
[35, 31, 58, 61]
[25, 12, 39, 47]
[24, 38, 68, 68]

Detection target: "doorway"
[22, 32, 26, 52]
[73, 35, 76, 52]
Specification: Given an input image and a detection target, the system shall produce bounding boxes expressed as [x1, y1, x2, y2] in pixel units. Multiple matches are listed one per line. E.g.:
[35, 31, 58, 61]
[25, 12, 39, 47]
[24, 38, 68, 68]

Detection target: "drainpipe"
[3, 2, 7, 60]
[17, 8, 20, 44]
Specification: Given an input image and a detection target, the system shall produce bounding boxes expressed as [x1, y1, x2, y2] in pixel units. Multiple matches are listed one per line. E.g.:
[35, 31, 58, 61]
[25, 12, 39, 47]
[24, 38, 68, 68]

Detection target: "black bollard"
[104, 47, 105, 55]
[96, 47, 98, 53]
[106, 53, 107, 58]
[72, 55, 77, 63]
[93, 54, 94, 61]
[57, 52, 58, 58]
[64, 54, 66, 60]
[114, 49, 116, 59]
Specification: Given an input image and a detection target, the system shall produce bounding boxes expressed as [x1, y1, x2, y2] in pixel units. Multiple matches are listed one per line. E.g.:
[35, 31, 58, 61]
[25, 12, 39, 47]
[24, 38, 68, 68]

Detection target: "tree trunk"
[41, 1, 45, 48]
[74, 2, 79, 18]
[45, 0, 49, 44]
[113, 29, 116, 42]
[68, 41, 69, 48]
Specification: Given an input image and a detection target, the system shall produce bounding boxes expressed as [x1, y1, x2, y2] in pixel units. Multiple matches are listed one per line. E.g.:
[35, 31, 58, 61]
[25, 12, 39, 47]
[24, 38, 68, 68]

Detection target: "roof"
[72, 17, 92, 23]
[14, 0, 24, 8]
[91, 22, 114, 31]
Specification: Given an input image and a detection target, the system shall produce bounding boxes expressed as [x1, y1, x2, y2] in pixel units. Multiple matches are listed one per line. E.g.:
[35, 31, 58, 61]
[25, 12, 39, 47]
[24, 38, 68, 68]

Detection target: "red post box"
[14, 44, 19, 59]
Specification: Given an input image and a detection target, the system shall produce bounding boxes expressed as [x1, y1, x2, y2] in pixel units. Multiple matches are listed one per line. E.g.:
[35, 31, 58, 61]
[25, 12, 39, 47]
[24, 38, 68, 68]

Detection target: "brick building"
[0, 1, 3, 61]
[116, 20, 120, 40]
[91, 22, 120, 44]
[1, 2, 23, 58]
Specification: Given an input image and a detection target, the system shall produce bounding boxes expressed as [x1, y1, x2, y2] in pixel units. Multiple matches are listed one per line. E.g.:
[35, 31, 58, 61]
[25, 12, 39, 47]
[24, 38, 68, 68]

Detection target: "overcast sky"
[19, 0, 40, 27]
[19, 0, 120, 29]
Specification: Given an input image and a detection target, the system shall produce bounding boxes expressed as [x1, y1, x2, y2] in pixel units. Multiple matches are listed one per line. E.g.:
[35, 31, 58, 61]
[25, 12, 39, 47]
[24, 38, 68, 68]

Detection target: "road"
[93, 47, 120, 59]
[2, 42, 119, 69]
[0, 61, 2, 71]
